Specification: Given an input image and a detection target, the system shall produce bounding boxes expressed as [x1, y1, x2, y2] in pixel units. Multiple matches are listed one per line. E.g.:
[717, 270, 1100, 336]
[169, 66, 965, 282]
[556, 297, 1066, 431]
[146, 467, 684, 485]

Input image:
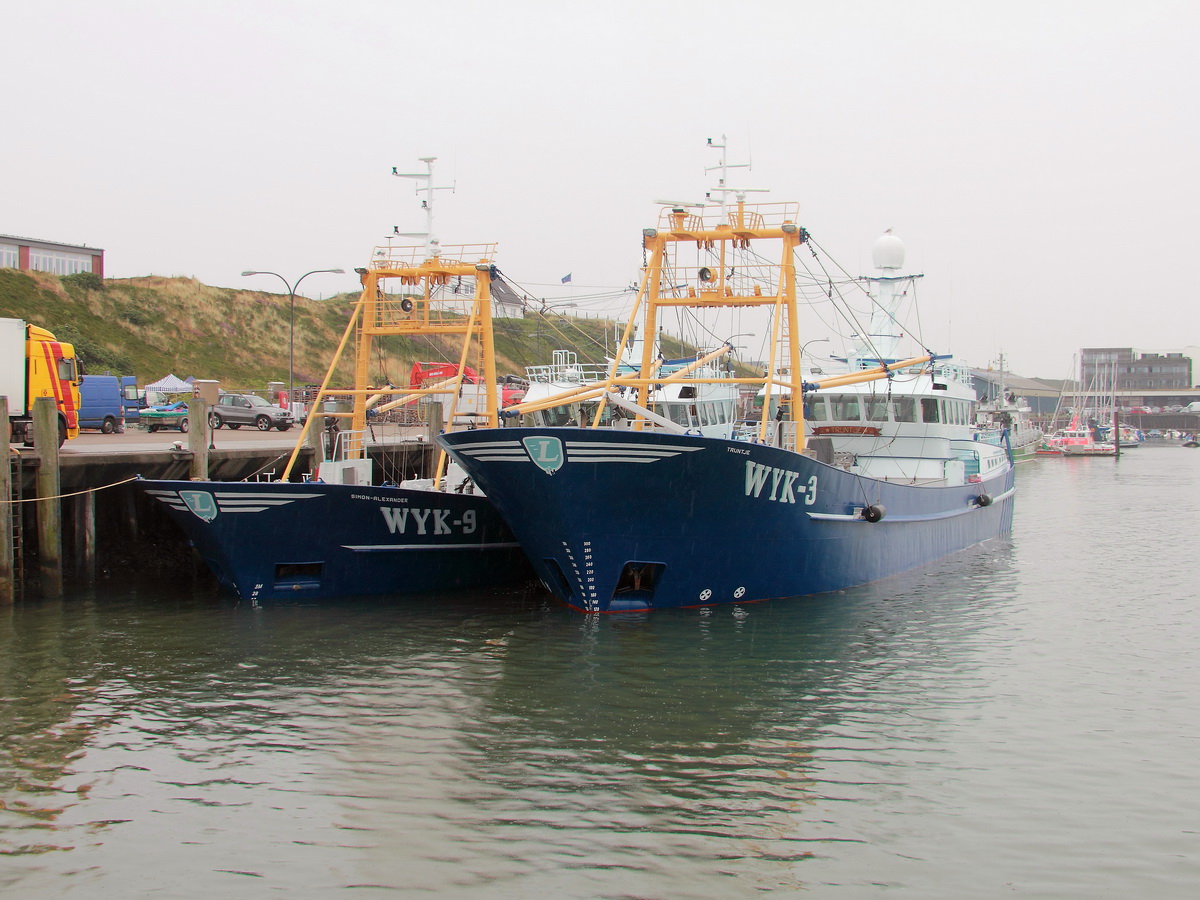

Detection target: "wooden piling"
[188, 398, 210, 480]
[121, 483, 139, 540]
[307, 414, 324, 474]
[426, 402, 443, 446]
[0, 396, 13, 604]
[33, 396, 62, 598]
[73, 491, 96, 584]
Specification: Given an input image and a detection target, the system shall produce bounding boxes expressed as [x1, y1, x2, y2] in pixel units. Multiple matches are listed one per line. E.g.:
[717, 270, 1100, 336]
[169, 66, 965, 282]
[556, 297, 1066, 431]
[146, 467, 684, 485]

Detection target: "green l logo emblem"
[522, 436, 564, 475]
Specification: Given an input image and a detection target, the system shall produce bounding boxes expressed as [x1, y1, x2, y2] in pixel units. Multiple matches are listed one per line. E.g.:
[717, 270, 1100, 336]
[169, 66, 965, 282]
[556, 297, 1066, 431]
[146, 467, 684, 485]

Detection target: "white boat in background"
[519, 336, 740, 433]
[973, 354, 1043, 460]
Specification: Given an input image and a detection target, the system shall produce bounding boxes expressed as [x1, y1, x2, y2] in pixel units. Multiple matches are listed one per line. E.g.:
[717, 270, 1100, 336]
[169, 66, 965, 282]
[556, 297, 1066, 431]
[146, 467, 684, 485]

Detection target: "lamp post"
[242, 268, 345, 411]
[801, 338, 831, 374]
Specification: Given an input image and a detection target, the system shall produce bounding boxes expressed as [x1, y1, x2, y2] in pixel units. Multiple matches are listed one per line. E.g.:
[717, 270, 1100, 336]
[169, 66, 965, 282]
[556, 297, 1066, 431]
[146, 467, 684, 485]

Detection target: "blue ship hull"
[440, 428, 1015, 612]
[139, 479, 532, 601]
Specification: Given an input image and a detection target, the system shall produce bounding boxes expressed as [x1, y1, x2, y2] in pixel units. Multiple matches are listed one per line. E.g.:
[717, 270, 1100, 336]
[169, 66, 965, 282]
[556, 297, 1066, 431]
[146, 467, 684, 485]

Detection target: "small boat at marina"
[138, 161, 532, 600]
[440, 177, 1016, 612]
[973, 355, 1043, 460]
[1058, 436, 1118, 457]
[1036, 360, 1131, 457]
[1038, 422, 1116, 457]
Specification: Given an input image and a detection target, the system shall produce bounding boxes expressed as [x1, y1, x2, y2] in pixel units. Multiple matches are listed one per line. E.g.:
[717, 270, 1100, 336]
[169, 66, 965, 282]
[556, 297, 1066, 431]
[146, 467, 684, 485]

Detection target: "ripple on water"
[3, 451, 1200, 896]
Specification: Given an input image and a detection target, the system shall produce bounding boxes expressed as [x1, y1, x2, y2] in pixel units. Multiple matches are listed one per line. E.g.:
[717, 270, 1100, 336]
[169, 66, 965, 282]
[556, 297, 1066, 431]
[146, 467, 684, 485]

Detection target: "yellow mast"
[278, 244, 499, 484]
[636, 200, 807, 444]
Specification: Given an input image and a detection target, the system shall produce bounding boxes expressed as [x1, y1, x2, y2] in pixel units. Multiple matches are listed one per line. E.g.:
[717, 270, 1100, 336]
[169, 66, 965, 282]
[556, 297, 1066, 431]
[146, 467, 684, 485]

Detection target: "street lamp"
[242, 268, 345, 410]
[801, 338, 831, 374]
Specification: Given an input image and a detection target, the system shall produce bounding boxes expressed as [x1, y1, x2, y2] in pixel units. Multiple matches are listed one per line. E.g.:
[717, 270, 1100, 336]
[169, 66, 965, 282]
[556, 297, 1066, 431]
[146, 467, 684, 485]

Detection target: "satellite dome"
[872, 229, 905, 270]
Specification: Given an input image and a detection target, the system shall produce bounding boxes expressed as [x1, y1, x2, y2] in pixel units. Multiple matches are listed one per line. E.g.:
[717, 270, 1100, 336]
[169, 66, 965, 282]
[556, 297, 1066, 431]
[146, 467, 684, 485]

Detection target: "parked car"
[209, 393, 294, 431]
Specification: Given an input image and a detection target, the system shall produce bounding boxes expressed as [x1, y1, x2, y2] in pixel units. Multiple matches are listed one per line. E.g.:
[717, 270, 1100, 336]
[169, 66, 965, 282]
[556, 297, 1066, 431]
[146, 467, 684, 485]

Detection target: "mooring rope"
[1, 475, 142, 504]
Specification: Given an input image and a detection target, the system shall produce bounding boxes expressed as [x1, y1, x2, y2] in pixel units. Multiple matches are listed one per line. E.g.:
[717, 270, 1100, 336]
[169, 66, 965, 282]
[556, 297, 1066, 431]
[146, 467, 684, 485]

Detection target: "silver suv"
[209, 393, 294, 431]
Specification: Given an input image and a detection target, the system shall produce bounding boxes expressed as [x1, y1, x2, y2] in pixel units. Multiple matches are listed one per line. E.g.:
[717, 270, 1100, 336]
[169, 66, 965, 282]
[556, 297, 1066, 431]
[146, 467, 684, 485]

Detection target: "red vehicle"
[408, 362, 525, 406]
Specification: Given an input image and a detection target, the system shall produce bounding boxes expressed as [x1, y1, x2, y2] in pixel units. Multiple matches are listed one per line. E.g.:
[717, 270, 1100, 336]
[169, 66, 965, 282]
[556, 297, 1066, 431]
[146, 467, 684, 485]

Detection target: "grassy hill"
[0, 268, 661, 392]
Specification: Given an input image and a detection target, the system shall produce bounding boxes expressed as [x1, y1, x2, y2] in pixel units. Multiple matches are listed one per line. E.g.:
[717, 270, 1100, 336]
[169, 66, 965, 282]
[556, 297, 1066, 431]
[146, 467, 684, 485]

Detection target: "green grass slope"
[0, 270, 647, 391]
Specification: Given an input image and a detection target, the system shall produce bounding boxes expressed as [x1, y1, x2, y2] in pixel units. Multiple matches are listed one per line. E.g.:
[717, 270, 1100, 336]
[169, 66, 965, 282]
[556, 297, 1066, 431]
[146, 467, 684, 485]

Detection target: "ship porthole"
[733, 586, 746, 598]
[699, 588, 712, 601]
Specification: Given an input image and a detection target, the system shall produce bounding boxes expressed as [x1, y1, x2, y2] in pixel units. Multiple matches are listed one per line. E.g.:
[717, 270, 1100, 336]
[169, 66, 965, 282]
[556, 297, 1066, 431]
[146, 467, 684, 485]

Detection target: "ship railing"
[933, 361, 974, 386]
[973, 429, 1005, 447]
[654, 262, 788, 301]
[524, 361, 618, 385]
[371, 282, 488, 330]
[329, 428, 367, 462]
[955, 447, 982, 477]
[368, 242, 498, 268]
[654, 201, 801, 232]
[730, 419, 798, 452]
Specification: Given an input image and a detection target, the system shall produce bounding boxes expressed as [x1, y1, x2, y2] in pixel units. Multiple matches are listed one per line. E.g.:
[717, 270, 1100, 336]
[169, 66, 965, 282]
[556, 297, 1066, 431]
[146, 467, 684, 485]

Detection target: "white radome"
[872, 229, 906, 270]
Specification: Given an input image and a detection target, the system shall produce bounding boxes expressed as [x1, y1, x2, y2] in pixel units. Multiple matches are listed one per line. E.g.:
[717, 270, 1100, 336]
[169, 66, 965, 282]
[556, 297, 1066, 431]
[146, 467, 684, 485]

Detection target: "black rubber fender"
[977, 493, 992, 507]
[863, 504, 886, 523]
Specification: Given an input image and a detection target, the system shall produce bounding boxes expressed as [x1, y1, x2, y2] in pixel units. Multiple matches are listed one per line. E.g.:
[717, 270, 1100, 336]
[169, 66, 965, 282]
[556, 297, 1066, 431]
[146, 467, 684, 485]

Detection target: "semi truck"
[1, 317, 81, 446]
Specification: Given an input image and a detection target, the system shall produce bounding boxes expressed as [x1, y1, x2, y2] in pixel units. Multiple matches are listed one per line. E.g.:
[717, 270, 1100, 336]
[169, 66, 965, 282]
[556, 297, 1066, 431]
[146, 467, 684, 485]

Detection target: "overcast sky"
[5, 0, 1198, 378]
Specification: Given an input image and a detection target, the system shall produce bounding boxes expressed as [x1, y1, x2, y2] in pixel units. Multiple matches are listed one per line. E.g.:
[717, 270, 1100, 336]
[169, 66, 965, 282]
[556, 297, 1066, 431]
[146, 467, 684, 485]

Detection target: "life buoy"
[977, 493, 992, 507]
[863, 504, 886, 522]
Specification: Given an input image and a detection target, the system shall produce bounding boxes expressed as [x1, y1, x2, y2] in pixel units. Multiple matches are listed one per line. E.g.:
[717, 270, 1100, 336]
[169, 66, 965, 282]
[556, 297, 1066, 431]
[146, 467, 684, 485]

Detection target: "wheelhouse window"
[891, 397, 916, 422]
[866, 398, 890, 422]
[828, 395, 862, 421]
[921, 397, 940, 423]
[805, 396, 829, 421]
[665, 403, 691, 427]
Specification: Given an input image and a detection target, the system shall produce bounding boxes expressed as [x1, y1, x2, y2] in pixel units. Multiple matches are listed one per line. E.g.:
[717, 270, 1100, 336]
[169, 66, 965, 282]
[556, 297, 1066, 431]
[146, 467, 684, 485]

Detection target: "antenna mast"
[704, 134, 767, 218]
[391, 156, 455, 255]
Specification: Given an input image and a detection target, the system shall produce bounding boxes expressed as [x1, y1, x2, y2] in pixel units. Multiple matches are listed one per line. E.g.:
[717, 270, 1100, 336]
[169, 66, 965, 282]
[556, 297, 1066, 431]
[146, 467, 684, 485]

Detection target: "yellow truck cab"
[2, 318, 81, 445]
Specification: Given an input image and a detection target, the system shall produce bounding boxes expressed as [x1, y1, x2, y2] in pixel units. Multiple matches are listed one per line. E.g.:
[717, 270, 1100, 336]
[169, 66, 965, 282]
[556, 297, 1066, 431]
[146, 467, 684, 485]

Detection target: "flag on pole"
[561, 273, 572, 284]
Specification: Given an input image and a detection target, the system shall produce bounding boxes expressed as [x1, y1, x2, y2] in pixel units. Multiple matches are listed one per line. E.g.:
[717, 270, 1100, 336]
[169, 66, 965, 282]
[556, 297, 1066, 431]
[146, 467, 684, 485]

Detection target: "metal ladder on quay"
[8, 450, 25, 597]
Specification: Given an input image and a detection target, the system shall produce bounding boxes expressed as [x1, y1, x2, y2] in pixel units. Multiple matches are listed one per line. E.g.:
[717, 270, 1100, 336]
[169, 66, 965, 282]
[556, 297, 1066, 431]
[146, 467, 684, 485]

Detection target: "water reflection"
[0, 540, 1019, 897]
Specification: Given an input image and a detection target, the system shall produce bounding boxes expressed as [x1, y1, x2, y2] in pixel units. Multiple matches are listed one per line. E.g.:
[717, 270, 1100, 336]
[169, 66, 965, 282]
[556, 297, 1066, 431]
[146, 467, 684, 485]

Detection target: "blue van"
[79, 374, 139, 433]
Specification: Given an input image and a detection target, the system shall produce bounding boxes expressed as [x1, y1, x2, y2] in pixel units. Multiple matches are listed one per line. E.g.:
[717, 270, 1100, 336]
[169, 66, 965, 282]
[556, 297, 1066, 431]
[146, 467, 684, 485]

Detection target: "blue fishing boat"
[139, 160, 532, 600]
[440, 181, 1015, 612]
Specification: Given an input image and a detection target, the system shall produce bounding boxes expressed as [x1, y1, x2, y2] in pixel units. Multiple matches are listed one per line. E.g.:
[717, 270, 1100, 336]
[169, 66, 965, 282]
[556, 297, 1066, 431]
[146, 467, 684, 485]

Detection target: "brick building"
[0, 234, 105, 277]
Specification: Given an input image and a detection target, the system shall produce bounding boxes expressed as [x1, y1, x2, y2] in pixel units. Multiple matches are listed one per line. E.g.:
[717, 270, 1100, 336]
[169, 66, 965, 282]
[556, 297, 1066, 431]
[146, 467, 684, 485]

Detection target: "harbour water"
[2, 444, 1198, 898]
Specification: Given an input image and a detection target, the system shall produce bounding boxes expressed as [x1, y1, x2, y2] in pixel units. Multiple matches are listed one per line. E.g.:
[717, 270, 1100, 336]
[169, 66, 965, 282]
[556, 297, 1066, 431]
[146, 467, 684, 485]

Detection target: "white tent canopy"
[145, 374, 193, 393]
